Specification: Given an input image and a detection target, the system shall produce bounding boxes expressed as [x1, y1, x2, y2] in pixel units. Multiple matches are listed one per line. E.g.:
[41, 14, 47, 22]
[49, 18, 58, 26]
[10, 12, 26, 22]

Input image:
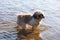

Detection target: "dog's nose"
[38, 13, 45, 19]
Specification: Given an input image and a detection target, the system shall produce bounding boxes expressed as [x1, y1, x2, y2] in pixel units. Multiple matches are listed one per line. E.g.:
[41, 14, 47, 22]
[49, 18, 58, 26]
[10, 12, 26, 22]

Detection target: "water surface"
[0, 0, 60, 40]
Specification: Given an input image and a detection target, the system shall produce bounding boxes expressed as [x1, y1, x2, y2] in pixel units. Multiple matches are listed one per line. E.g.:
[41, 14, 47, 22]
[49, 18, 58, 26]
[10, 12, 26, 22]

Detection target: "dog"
[16, 10, 45, 40]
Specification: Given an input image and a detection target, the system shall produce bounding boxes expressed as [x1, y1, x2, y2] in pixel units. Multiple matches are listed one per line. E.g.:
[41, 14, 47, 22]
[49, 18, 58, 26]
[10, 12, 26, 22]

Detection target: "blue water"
[0, 0, 60, 40]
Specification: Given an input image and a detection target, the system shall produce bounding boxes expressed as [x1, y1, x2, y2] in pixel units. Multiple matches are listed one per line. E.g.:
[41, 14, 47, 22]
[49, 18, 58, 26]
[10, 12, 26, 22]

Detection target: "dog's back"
[17, 15, 33, 29]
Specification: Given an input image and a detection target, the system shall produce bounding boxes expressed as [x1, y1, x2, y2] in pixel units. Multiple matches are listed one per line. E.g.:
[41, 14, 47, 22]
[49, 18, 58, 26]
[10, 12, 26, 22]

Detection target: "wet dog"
[16, 10, 45, 40]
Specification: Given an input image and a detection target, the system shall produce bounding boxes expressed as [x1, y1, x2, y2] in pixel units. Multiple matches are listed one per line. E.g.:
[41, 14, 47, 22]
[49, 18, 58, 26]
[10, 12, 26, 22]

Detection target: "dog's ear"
[33, 12, 38, 19]
[33, 12, 45, 19]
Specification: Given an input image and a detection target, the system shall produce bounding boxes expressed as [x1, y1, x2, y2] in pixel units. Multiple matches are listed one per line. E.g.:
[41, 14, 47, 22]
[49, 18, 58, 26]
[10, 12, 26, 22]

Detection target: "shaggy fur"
[17, 11, 44, 30]
[16, 11, 45, 40]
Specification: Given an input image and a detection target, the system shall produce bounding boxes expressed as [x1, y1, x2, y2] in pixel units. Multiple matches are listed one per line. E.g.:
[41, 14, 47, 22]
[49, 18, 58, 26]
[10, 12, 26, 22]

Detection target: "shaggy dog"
[16, 10, 45, 40]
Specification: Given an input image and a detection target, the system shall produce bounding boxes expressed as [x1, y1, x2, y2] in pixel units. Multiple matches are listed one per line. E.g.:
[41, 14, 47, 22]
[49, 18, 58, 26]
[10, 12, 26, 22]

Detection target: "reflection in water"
[0, 24, 49, 40]
[16, 25, 48, 40]
[16, 29, 42, 40]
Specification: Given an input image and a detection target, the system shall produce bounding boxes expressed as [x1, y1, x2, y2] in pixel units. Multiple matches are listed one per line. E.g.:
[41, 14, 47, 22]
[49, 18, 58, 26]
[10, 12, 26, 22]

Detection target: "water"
[0, 0, 60, 40]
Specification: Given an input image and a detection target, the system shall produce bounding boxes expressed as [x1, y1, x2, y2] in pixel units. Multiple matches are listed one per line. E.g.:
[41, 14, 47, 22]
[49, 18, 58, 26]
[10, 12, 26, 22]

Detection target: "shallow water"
[0, 0, 60, 40]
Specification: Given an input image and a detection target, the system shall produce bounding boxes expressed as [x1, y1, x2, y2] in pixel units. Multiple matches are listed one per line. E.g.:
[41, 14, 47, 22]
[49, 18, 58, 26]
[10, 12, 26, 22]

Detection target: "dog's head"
[33, 11, 44, 19]
[33, 11, 45, 21]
